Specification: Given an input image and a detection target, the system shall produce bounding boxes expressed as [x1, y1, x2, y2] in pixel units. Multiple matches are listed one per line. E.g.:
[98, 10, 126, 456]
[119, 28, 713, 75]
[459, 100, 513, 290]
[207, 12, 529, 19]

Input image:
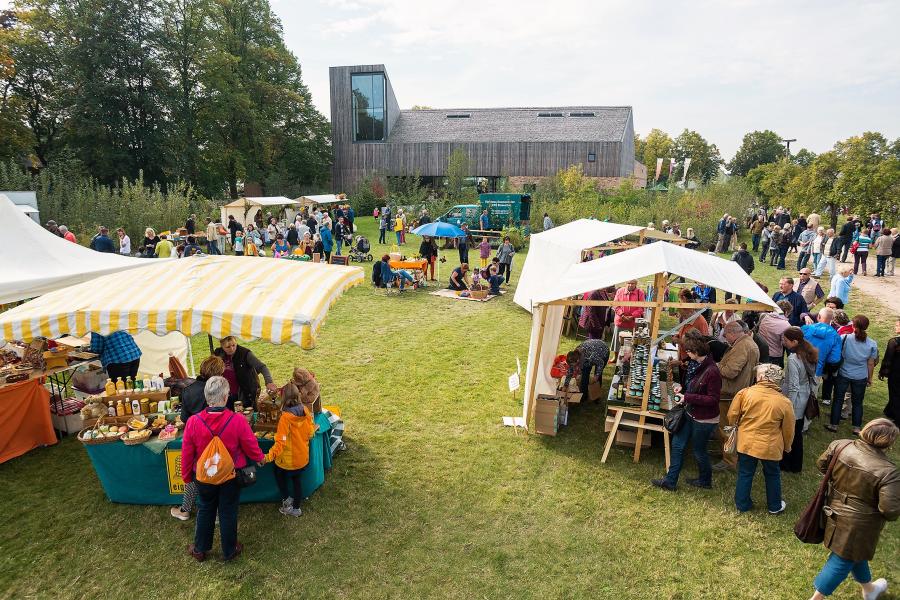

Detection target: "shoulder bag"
[664, 403, 687, 434]
[804, 370, 820, 420]
[794, 441, 852, 544]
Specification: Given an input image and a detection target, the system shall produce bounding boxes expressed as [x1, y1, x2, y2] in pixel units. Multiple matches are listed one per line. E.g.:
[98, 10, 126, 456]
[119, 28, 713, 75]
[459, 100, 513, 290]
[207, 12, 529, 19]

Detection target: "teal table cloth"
[83, 413, 332, 504]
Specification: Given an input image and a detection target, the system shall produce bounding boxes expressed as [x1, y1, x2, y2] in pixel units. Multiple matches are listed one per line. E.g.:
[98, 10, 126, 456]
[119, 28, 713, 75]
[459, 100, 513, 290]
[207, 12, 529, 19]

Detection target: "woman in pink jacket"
[181, 375, 264, 562]
[611, 279, 646, 350]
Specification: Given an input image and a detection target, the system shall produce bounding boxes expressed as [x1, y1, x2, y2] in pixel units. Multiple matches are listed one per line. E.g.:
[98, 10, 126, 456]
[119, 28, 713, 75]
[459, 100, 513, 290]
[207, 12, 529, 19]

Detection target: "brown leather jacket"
[718, 334, 760, 399]
[817, 439, 900, 561]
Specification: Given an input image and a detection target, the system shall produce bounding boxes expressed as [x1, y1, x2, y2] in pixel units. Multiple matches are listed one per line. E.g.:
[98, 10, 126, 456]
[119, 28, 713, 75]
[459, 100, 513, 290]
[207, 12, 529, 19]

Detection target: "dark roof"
[387, 107, 631, 144]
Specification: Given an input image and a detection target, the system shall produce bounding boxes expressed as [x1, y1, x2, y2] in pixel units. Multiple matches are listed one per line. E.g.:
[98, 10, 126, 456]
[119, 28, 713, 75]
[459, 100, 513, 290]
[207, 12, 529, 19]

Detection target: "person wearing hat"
[727, 364, 795, 514]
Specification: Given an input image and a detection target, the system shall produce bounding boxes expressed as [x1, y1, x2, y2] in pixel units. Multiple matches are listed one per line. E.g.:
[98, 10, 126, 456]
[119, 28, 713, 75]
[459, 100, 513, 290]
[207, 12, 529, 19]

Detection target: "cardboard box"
[604, 415, 651, 448]
[588, 381, 604, 402]
[534, 395, 560, 436]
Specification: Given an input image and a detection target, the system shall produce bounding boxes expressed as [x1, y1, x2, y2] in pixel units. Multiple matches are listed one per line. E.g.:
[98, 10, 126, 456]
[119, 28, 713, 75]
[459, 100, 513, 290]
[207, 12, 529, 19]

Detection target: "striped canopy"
[0, 256, 364, 349]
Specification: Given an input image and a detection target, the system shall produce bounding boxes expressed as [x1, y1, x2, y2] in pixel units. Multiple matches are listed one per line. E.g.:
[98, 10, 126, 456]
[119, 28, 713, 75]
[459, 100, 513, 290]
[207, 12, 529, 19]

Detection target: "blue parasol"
[410, 222, 466, 238]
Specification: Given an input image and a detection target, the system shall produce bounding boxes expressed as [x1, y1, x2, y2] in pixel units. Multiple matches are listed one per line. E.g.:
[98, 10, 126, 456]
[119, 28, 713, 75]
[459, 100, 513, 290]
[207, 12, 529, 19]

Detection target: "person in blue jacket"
[802, 306, 843, 405]
[319, 224, 334, 262]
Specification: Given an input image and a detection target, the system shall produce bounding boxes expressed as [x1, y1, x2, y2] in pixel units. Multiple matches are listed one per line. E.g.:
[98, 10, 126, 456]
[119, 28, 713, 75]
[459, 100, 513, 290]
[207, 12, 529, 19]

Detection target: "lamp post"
[782, 138, 797, 158]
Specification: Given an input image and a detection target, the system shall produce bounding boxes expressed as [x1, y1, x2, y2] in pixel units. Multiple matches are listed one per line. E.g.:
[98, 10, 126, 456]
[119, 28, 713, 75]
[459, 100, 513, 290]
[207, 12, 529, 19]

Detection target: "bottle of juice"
[116, 400, 125, 416]
[115, 377, 125, 393]
[107, 401, 116, 417]
[104, 378, 116, 396]
[125, 377, 133, 391]
[131, 398, 141, 415]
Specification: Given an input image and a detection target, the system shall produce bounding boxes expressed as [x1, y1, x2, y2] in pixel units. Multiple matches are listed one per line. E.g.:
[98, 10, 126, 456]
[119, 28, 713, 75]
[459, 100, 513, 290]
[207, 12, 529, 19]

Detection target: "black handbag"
[235, 464, 258, 488]
[664, 404, 688, 434]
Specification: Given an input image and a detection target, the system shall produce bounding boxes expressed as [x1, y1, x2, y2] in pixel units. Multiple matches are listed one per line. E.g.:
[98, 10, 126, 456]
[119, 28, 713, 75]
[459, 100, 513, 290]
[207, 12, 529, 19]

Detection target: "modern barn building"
[329, 64, 645, 193]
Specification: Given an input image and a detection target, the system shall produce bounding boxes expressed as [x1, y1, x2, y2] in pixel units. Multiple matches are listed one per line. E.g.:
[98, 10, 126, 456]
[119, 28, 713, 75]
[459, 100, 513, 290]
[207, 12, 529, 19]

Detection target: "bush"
[500, 226, 525, 250]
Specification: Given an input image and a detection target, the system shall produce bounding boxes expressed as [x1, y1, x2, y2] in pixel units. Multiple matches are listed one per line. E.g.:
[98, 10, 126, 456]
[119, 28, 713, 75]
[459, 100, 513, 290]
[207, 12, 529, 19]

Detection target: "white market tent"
[0, 194, 150, 305]
[296, 194, 342, 206]
[0, 255, 365, 350]
[522, 241, 778, 425]
[220, 196, 298, 227]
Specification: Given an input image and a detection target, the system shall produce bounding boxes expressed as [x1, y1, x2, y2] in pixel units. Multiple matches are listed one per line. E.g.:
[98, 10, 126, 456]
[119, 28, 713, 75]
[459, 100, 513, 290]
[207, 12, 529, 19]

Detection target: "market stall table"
[82, 412, 332, 504]
[0, 378, 57, 463]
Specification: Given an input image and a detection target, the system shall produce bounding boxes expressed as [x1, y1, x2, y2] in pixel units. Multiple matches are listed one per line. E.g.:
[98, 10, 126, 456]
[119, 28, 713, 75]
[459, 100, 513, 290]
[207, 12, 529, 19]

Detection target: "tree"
[446, 148, 471, 202]
[793, 148, 816, 167]
[633, 133, 645, 163]
[727, 130, 784, 176]
[832, 132, 900, 219]
[641, 128, 673, 183]
[746, 160, 801, 209]
[786, 151, 841, 228]
[672, 129, 723, 184]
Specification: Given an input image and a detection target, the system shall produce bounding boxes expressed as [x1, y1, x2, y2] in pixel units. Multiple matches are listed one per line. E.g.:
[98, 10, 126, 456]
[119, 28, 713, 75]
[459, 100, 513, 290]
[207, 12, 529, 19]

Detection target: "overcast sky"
[277, 0, 899, 159]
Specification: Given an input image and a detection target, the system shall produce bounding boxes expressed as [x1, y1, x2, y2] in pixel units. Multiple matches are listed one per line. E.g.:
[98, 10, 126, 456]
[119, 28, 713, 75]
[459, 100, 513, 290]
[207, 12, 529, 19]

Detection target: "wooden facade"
[330, 65, 636, 192]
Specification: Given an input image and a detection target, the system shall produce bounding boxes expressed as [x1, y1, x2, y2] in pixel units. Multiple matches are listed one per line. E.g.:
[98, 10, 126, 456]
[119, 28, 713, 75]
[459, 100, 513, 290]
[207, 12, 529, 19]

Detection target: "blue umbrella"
[410, 221, 466, 238]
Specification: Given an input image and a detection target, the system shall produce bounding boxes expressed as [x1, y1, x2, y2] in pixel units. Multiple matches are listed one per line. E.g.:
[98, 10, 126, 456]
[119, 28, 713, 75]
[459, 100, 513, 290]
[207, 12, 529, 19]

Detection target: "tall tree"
[793, 148, 816, 168]
[727, 129, 784, 176]
[672, 129, 723, 184]
[641, 128, 673, 183]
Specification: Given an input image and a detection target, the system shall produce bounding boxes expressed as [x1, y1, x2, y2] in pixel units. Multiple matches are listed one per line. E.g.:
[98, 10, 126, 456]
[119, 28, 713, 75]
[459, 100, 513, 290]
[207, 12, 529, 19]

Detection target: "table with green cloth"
[82, 412, 332, 504]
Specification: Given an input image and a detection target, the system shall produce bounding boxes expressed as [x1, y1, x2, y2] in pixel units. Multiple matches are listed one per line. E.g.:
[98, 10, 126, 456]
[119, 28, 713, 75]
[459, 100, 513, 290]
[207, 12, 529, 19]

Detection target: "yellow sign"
[165, 449, 185, 495]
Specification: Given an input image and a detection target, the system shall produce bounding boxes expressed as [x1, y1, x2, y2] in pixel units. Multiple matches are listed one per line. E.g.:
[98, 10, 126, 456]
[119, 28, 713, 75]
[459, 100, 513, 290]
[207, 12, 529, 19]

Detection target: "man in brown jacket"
[714, 321, 760, 470]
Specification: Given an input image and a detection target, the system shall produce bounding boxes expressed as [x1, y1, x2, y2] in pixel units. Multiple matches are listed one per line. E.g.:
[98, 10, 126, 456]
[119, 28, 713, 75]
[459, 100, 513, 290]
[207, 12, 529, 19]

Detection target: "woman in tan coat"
[727, 364, 795, 514]
[809, 418, 899, 600]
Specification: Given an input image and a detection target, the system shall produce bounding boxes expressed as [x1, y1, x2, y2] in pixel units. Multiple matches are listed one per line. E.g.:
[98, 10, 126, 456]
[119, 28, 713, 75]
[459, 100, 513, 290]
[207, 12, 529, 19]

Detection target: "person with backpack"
[181, 376, 264, 562]
[265, 369, 320, 517]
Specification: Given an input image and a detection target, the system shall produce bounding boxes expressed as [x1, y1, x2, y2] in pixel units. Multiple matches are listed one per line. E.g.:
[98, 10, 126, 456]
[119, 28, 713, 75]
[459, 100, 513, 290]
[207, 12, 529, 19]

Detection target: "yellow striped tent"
[0, 256, 364, 349]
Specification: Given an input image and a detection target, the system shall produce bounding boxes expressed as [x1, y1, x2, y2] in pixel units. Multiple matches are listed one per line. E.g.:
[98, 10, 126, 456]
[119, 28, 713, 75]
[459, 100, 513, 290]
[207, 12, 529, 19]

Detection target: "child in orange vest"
[265, 371, 318, 516]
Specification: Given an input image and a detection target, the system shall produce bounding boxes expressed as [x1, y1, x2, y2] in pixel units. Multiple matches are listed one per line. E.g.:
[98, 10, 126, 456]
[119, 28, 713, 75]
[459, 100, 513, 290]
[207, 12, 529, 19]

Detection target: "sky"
[273, 0, 900, 160]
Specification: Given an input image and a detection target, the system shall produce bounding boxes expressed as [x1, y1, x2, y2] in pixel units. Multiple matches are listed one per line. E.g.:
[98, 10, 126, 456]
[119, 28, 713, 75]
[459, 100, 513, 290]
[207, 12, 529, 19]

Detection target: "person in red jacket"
[612, 279, 646, 350]
[181, 376, 264, 562]
[652, 337, 722, 491]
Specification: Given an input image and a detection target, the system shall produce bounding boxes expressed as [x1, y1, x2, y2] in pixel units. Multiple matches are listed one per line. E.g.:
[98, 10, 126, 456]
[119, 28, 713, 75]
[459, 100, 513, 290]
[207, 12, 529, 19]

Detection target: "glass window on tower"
[351, 73, 386, 141]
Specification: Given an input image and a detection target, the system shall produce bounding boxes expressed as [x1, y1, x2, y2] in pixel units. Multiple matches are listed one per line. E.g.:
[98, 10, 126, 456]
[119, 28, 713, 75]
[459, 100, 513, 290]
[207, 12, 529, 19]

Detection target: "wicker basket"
[78, 427, 125, 445]
[122, 429, 152, 445]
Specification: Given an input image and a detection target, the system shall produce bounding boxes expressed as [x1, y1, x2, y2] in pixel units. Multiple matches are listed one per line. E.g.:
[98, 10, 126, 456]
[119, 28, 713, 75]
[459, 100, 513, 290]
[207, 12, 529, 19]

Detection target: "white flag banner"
[668, 158, 675, 177]
[654, 158, 663, 182]
[681, 157, 692, 184]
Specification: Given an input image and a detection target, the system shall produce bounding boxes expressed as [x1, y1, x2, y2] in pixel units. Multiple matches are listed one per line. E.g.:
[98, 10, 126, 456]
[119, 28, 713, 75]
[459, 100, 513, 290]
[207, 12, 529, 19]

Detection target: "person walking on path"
[889, 228, 900, 276]
[827, 316, 879, 435]
[495, 236, 515, 284]
[838, 215, 859, 263]
[815, 229, 837, 277]
[807, 418, 899, 600]
[853, 227, 873, 276]
[780, 327, 818, 472]
[181, 376, 265, 562]
[777, 223, 792, 269]
[878, 317, 900, 424]
[715, 214, 729, 253]
[732, 242, 755, 275]
[872, 227, 893, 277]
[651, 337, 722, 491]
[750, 215, 766, 253]
[728, 364, 795, 514]
[798, 223, 816, 269]
[759, 223, 774, 263]
[714, 321, 760, 472]
[811, 227, 826, 271]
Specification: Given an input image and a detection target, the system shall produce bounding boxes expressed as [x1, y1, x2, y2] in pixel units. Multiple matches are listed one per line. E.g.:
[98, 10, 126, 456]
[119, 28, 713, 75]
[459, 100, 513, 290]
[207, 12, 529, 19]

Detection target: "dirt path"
[837, 255, 900, 314]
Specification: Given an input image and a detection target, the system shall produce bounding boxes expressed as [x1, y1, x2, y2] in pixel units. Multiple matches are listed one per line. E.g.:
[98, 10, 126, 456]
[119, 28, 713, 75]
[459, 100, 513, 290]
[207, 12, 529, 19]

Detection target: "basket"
[78, 415, 126, 445]
[122, 429, 152, 445]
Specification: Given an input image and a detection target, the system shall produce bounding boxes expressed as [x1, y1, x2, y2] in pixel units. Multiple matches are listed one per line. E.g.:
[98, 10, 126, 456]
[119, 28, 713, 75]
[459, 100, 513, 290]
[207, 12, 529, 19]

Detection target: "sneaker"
[187, 544, 206, 562]
[223, 541, 243, 562]
[686, 478, 712, 489]
[863, 578, 888, 600]
[281, 497, 293, 510]
[822, 398, 831, 406]
[852, 427, 861, 436]
[768, 500, 787, 515]
[712, 461, 733, 472]
[825, 424, 838, 433]
[279, 505, 303, 517]
[170, 506, 190, 521]
[650, 478, 675, 491]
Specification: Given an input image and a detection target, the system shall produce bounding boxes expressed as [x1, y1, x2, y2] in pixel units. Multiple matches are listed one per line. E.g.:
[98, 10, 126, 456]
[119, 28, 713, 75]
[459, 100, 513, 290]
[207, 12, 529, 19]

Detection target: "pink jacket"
[180, 408, 265, 483]
[479, 241, 491, 259]
[613, 287, 646, 328]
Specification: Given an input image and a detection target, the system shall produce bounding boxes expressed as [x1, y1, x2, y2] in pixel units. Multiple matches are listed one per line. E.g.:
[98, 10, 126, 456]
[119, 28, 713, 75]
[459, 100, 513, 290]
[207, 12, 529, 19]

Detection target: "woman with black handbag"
[807, 418, 899, 600]
[780, 327, 818, 473]
[652, 337, 722, 491]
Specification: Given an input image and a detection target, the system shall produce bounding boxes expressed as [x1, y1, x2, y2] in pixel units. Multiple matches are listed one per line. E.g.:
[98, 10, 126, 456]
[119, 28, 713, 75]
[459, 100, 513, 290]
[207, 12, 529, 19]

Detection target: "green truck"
[437, 193, 532, 232]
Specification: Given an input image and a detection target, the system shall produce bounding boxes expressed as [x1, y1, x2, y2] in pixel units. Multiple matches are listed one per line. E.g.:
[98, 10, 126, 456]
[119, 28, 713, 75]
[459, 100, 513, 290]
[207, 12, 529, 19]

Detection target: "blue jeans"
[876, 254, 887, 276]
[663, 416, 717, 487]
[814, 552, 871, 596]
[812, 252, 821, 269]
[752, 233, 761, 252]
[387, 269, 414, 289]
[206, 240, 220, 255]
[798, 252, 811, 269]
[336, 239, 342, 255]
[777, 246, 788, 269]
[735, 452, 782, 512]
[831, 375, 867, 427]
[395, 231, 402, 244]
[194, 479, 241, 557]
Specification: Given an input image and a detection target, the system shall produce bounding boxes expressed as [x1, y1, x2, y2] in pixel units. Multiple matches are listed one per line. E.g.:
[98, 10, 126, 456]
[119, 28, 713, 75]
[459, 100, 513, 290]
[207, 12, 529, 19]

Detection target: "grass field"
[0, 217, 897, 599]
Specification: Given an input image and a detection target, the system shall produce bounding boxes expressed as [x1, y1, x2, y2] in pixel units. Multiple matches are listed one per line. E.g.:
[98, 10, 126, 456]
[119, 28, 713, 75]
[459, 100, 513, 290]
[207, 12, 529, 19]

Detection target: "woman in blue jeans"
[651, 337, 721, 491]
[827, 315, 879, 435]
[808, 418, 898, 600]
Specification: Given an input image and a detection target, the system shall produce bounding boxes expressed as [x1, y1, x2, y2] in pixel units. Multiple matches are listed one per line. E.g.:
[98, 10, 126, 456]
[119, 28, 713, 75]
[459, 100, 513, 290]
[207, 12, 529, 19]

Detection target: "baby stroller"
[349, 235, 373, 262]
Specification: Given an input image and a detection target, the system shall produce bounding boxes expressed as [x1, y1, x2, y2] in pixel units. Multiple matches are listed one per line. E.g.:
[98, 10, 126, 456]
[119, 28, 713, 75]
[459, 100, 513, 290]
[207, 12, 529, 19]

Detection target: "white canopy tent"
[296, 194, 342, 206]
[522, 241, 778, 424]
[220, 196, 298, 227]
[0, 194, 151, 305]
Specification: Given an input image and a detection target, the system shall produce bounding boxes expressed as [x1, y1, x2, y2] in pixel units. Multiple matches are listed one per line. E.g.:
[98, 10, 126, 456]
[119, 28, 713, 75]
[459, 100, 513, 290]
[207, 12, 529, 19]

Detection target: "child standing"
[478, 237, 491, 269]
[265, 372, 319, 517]
[233, 232, 244, 256]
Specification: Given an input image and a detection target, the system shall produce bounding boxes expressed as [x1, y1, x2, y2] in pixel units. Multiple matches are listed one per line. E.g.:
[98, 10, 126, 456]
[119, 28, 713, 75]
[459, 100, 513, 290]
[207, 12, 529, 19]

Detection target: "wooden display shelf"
[99, 387, 170, 403]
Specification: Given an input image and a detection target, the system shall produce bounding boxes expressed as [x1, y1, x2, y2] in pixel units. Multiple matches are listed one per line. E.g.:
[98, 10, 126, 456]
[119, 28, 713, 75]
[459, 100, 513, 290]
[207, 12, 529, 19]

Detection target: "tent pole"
[186, 335, 196, 377]
[207, 333, 214, 354]
[525, 303, 549, 429]
[634, 272, 666, 462]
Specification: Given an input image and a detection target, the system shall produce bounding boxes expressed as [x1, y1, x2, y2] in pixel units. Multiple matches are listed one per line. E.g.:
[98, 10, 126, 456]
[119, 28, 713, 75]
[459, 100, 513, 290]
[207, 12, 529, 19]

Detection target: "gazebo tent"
[296, 194, 342, 207]
[0, 194, 150, 305]
[0, 255, 365, 349]
[220, 196, 298, 227]
[522, 241, 779, 427]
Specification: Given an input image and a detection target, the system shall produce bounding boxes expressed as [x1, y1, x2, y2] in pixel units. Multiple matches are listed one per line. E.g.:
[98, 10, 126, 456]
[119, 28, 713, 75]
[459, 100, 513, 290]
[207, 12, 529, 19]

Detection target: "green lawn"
[0, 219, 897, 599]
